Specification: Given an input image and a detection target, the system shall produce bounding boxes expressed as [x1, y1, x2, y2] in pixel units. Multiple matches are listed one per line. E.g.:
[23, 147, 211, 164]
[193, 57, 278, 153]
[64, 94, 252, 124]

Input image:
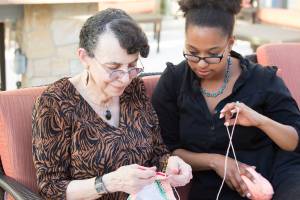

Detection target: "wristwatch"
[95, 175, 109, 195]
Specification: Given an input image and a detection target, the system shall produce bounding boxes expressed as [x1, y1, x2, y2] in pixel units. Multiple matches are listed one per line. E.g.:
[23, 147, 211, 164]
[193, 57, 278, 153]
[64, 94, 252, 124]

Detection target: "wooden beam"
[0, 23, 5, 91]
[0, 0, 99, 5]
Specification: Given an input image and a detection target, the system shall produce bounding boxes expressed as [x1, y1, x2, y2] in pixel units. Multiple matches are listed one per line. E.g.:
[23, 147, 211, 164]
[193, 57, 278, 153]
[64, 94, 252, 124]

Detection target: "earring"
[86, 70, 90, 86]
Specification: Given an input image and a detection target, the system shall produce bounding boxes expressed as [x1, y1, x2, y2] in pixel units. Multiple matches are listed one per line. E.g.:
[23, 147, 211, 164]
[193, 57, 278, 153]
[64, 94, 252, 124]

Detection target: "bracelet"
[161, 155, 170, 173]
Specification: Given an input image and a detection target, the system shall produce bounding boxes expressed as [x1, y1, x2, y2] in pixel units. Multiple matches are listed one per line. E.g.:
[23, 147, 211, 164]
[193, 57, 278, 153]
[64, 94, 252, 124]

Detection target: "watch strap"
[95, 175, 109, 194]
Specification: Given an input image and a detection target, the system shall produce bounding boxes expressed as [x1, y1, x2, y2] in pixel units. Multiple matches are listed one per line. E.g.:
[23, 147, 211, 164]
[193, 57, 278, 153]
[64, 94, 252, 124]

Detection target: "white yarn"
[216, 107, 240, 200]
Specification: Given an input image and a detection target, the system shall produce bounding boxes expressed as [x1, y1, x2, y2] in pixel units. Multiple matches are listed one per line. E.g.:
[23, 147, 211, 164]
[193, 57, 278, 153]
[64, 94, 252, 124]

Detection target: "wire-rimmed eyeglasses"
[94, 57, 144, 81]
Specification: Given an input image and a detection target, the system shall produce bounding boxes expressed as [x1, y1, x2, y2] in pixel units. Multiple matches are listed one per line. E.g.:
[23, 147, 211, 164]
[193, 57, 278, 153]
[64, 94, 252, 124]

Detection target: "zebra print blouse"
[32, 77, 169, 199]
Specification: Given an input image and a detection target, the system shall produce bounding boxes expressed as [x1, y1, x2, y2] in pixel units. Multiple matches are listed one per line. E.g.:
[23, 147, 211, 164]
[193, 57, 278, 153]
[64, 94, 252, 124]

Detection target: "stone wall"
[17, 3, 98, 87]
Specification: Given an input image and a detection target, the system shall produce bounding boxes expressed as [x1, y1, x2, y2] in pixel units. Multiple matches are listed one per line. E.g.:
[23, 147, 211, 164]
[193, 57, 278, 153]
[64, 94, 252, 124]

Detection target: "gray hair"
[79, 8, 149, 58]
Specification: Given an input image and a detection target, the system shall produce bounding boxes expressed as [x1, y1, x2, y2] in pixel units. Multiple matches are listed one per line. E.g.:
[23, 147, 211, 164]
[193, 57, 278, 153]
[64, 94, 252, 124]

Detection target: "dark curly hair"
[79, 8, 149, 58]
[178, 0, 242, 37]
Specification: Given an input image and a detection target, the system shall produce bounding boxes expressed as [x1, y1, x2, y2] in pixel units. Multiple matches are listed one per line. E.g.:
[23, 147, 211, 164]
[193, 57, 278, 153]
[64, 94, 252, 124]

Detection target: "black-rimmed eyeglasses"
[183, 46, 228, 64]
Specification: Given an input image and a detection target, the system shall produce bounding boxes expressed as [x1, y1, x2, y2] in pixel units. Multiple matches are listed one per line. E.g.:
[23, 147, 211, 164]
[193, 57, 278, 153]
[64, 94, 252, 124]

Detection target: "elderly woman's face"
[88, 32, 139, 97]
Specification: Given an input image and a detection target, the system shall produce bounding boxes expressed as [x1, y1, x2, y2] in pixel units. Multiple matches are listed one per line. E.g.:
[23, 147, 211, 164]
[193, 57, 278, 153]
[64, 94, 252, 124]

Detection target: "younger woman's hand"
[212, 154, 255, 198]
[220, 101, 266, 128]
[166, 156, 193, 187]
[104, 164, 156, 194]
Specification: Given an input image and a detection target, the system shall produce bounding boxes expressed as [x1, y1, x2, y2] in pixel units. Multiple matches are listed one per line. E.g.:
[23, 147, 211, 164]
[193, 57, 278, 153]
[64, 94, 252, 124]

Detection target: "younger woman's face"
[184, 25, 234, 80]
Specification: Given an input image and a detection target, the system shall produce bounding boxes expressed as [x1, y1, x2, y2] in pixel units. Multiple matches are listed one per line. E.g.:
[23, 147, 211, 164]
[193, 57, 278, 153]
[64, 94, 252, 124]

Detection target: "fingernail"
[138, 166, 146, 170]
[219, 113, 224, 119]
[172, 168, 180, 174]
[230, 109, 236, 113]
[220, 109, 225, 113]
[224, 122, 230, 126]
[246, 192, 251, 198]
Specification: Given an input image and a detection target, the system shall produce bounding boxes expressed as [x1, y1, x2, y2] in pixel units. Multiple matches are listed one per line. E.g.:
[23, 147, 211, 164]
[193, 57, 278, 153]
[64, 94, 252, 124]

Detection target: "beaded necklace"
[200, 57, 232, 98]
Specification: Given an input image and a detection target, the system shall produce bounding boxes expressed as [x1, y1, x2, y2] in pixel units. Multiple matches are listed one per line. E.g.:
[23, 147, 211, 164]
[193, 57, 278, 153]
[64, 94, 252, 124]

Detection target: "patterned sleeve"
[32, 94, 71, 199]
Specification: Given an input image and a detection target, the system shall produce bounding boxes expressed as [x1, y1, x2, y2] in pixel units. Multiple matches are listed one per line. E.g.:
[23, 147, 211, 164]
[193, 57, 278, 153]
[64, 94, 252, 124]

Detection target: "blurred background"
[0, 0, 300, 90]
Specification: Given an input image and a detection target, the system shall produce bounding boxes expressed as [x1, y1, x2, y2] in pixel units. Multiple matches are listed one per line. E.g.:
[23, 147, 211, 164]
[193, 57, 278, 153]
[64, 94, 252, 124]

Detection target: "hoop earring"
[86, 70, 90, 86]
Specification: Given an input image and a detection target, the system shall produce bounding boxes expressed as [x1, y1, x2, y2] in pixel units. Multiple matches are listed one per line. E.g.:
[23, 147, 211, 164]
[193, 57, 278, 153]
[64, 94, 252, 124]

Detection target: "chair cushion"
[0, 87, 46, 193]
[257, 43, 300, 107]
[142, 75, 160, 98]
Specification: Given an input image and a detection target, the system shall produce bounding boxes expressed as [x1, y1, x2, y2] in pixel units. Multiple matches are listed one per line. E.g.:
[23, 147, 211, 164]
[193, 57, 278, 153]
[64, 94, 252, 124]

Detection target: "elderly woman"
[32, 8, 192, 200]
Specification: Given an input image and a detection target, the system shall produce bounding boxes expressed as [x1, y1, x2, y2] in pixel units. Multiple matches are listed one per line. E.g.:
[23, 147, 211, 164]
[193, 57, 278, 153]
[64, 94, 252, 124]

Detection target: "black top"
[152, 51, 300, 199]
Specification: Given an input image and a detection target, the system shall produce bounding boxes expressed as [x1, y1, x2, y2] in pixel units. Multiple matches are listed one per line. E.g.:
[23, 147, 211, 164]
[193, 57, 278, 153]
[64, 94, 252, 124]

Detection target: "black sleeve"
[263, 67, 300, 152]
[151, 63, 182, 151]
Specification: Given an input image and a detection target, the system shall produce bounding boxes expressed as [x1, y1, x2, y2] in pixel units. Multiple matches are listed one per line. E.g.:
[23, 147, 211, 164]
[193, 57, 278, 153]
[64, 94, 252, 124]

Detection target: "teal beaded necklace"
[200, 57, 232, 98]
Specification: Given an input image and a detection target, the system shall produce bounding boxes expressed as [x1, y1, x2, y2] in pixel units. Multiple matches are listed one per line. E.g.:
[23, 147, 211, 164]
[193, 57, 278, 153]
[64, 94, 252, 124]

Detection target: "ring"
[246, 192, 251, 198]
[236, 101, 240, 104]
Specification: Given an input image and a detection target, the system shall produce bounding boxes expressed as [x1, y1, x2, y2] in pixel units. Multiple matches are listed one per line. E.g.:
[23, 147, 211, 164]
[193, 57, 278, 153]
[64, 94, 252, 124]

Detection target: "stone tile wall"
[18, 3, 98, 87]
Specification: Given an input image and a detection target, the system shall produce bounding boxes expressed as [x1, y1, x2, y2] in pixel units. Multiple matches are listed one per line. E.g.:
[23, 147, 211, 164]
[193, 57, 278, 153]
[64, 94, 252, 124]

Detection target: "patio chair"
[256, 43, 300, 106]
[237, 0, 259, 23]
[0, 75, 190, 200]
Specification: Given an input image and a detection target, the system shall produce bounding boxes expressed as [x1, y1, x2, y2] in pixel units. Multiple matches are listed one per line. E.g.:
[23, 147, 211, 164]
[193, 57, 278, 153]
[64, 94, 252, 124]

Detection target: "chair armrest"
[0, 175, 42, 200]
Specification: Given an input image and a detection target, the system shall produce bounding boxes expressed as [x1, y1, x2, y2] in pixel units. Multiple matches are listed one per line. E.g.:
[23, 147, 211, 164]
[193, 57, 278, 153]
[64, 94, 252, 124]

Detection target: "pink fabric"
[241, 167, 274, 200]
[160, 181, 177, 200]
[129, 180, 177, 200]
[257, 43, 300, 107]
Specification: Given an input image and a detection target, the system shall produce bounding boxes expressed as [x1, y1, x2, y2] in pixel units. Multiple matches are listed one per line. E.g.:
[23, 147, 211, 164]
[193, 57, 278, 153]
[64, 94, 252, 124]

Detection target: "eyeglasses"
[183, 44, 228, 64]
[94, 57, 144, 81]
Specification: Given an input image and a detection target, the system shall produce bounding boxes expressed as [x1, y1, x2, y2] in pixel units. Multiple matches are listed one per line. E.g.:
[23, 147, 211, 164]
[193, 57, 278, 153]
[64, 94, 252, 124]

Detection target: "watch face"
[95, 176, 107, 194]
[97, 183, 105, 193]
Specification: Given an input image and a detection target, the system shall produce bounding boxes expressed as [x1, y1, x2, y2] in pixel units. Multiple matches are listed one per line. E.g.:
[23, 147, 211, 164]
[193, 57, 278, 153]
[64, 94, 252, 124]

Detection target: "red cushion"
[257, 43, 300, 107]
[0, 86, 46, 193]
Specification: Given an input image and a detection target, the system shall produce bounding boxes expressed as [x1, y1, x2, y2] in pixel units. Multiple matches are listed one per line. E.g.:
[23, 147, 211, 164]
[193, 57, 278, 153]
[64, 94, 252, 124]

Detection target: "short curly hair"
[79, 8, 149, 58]
[178, 0, 242, 37]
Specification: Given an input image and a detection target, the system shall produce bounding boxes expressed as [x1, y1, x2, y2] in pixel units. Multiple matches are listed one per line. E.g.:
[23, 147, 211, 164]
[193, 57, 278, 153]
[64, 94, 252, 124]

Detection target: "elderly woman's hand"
[103, 164, 156, 194]
[165, 156, 193, 187]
